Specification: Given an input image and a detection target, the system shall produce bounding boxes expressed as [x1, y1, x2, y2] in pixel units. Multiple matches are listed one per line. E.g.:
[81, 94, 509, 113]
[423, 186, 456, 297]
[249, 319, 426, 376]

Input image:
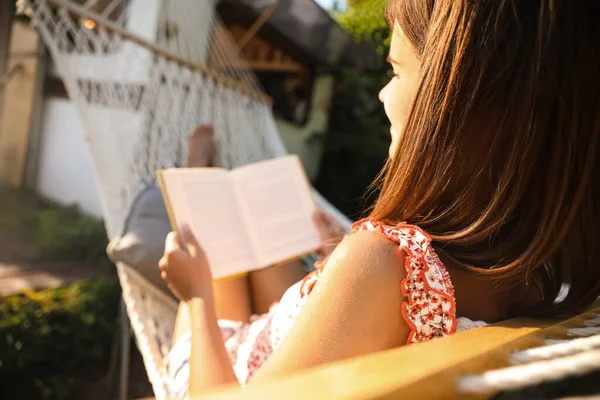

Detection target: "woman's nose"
[379, 83, 389, 103]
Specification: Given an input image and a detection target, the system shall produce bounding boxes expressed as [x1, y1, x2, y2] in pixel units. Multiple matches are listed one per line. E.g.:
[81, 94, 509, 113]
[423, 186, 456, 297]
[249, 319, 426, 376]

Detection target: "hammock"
[20, 0, 352, 398]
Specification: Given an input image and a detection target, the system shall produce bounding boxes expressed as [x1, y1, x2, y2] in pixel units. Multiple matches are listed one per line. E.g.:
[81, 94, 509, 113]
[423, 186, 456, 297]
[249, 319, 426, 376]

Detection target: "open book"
[157, 155, 321, 280]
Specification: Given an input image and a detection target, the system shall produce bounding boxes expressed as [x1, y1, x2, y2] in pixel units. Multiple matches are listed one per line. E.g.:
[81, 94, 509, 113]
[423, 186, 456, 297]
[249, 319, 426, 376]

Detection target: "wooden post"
[23, 41, 47, 191]
[0, 20, 42, 187]
[0, 1, 13, 74]
[0, 1, 14, 127]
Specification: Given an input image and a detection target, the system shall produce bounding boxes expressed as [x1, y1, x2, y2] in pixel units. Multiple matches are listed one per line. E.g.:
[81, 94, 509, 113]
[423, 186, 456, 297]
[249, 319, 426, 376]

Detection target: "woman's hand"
[313, 210, 346, 258]
[158, 226, 214, 303]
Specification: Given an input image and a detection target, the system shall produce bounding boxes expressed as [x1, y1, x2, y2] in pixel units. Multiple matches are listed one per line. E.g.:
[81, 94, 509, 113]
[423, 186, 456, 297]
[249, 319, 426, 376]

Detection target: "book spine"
[156, 170, 181, 241]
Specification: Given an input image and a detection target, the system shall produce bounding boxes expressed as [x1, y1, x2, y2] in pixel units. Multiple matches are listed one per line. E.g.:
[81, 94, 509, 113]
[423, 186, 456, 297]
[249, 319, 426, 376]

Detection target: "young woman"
[161, 0, 600, 397]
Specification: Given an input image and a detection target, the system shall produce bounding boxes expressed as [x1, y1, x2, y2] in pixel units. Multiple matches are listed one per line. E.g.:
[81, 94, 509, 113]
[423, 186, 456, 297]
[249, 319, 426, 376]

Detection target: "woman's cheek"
[384, 82, 405, 129]
[389, 134, 400, 158]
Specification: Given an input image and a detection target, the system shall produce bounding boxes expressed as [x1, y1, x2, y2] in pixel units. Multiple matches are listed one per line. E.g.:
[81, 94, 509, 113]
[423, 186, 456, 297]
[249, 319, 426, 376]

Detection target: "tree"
[336, 0, 390, 55]
[313, 0, 392, 219]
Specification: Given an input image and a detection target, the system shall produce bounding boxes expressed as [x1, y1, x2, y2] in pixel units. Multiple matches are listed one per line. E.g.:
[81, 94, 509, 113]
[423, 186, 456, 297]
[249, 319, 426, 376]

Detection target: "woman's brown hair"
[371, 0, 600, 316]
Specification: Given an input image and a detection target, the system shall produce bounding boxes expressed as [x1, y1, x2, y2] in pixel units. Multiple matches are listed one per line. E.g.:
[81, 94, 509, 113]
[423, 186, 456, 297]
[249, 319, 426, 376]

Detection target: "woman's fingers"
[320, 211, 337, 227]
[159, 227, 212, 301]
[161, 231, 187, 273]
[158, 256, 168, 271]
[181, 225, 204, 259]
[162, 227, 206, 262]
[313, 210, 345, 236]
[321, 211, 345, 235]
[165, 231, 180, 253]
[313, 211, 330, 240]
[312, 210, 347, 259]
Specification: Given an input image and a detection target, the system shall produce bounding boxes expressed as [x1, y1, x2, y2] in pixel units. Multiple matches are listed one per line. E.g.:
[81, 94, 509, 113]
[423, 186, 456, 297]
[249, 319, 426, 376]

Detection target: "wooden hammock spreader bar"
[195, 301, 600, 400]
[237, 0, 280, 51]
[45, 0, 273, 105]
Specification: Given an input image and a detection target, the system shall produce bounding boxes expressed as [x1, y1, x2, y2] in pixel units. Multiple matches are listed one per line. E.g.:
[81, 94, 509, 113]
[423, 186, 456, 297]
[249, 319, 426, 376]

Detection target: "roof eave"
[220, 0, 383, 70]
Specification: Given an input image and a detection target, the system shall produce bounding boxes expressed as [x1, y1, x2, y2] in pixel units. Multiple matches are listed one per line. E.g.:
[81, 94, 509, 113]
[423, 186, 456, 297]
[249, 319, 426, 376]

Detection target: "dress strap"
[352, 218, 458, 344]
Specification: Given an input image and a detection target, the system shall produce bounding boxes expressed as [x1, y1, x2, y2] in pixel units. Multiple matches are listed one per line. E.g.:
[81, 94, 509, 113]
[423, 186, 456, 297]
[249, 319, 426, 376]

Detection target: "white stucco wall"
[36, 98, 103, 217]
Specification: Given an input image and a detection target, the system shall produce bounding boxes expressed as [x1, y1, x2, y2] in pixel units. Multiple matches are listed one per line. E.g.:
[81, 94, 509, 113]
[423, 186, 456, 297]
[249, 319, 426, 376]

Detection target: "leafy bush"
[0, 278, 121, 400]
[0, 187, 119, 398]
[36, 206, 111, 267]
[0, 186, 111, 267]
[313, 66, 390, 219]
[313, 0, 392, 219]
[336, 0, 390, 55]
[0, 185, 45, 237]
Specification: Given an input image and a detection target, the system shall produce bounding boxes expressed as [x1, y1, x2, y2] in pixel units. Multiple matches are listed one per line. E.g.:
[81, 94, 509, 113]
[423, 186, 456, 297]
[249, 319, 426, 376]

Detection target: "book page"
[231, 156, 321, 268]
[159, 169, 256, 279]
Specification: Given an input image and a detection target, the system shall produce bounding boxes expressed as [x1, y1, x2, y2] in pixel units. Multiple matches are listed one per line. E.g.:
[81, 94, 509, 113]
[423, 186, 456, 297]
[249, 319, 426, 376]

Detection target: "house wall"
[36, 97, 103, 218]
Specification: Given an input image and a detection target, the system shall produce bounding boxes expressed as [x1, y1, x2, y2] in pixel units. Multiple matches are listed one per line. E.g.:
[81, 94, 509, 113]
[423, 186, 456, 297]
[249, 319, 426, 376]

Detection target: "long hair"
[371, 0, 600, 316]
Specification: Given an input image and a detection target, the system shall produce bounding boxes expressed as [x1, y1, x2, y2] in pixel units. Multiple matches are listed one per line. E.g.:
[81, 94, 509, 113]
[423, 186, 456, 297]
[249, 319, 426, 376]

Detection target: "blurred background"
[0, 0, 391, 399]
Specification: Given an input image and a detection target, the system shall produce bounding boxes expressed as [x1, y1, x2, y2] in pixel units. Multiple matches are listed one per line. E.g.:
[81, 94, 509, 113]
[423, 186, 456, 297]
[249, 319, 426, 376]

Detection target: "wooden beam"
[43, 0, 271, 105]
[0, 21, 41, 187]
[193, 304, 600, 400]
[222, 21, 306, 75]
[247, 61, 304, 73]
[0, 1, 13, 71]
[257, 41, 270, 62]
[0, 0, 14, 129]
[237, 0, 279, 51]
[23, 43, 47, 191]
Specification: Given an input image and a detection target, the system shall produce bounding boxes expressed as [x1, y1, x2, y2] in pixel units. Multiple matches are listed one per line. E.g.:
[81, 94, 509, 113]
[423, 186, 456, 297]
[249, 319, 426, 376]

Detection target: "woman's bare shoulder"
[327, 229, 405, 279]
[251, 230, 409, 381]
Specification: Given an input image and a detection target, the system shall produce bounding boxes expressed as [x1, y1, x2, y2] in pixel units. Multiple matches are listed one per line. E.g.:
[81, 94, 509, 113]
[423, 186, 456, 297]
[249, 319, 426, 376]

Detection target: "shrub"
[0, 186, 111, 267]
[0, 278, 121, 400]
[313, 66, 390, 219]
[312, 0, 392, 219]
[36, 206, 111, 267]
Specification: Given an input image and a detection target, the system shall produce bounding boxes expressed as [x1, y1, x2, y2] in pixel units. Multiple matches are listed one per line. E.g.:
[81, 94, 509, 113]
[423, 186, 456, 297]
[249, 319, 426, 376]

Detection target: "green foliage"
[0, 278, 121, 400]
[0, 187, 120, 398]
[0, 185, 45, 237]
[313, 65, 391, 219]
[0, 186, 111, 267]
[336, 0, 391, 55]
[314, 1, 392, 218]
[37, 206, 112, 267]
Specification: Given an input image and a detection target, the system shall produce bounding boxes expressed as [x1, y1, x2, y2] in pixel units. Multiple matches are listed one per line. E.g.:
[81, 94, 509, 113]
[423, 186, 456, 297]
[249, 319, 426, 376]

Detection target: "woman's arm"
[251, 230, 409, 382]
[187, 296, 237, 391]
[159, 228, 238, 391]
[161, 227, 409, 391]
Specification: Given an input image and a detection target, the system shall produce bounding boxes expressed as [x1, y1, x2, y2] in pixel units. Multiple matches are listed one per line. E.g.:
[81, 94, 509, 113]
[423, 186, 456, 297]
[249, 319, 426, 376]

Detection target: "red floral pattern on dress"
[351, 218, 457, 343]
[222, 278, 312, 384]
[205, 219, 457, 386]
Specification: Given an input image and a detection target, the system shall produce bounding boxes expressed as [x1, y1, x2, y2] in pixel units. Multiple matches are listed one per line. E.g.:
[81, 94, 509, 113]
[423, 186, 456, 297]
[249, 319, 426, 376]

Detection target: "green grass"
[0, 185, 111, 267]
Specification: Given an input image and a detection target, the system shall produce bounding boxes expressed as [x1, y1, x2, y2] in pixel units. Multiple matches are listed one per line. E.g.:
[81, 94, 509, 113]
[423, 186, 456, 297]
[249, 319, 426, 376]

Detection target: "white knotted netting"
[19, 0, 352, 397]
